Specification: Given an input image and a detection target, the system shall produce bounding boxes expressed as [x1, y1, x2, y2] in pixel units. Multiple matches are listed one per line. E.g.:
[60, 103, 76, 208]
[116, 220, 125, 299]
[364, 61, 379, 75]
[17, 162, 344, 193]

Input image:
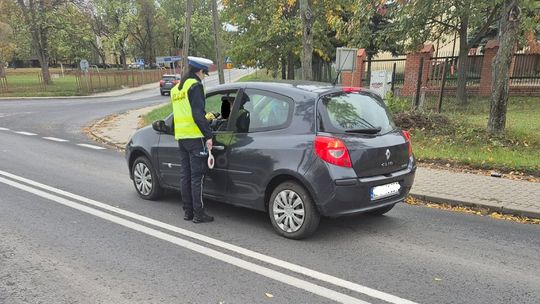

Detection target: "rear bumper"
[312, 162, 416, 217]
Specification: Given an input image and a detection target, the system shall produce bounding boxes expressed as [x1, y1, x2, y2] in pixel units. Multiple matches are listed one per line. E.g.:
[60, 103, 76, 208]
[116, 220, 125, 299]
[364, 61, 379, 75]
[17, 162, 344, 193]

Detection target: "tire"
[268, 181, 320, 239]
[367, 204, 395, 216]
[160, 91, 165, 96]
[132, 156, 163, 200]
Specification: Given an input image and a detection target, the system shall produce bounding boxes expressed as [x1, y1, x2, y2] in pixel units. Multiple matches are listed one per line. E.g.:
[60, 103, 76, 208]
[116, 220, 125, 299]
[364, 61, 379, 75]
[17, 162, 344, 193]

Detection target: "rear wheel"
[132, 156, 163, 200]
[367, 204, 395, 216]
[268, 181, 320, 239]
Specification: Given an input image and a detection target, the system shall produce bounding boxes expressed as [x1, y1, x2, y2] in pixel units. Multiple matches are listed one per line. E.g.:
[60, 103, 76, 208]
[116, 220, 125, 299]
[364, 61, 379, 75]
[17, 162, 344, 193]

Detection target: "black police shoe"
[192, 213, 214, 223]
[184, 211, 194, 221]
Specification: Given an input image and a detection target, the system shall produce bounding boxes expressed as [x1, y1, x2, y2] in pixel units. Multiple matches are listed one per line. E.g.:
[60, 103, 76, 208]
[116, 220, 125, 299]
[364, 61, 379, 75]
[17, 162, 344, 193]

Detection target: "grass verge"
[388, 96, 540, 176]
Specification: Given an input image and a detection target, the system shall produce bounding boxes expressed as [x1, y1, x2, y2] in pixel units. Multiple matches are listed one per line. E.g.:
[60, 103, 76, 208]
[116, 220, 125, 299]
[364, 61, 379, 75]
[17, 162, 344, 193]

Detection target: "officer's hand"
[206, 138, 213, 151]
[205, 112, 216, 121]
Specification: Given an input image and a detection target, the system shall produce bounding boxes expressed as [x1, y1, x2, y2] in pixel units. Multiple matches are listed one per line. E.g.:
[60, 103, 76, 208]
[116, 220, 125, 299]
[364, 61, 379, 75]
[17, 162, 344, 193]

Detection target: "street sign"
[225, 56, 232, 64]
[225, 63, 233, 69]
[79, 59, 89, 71]
[335, 48, 358, 71]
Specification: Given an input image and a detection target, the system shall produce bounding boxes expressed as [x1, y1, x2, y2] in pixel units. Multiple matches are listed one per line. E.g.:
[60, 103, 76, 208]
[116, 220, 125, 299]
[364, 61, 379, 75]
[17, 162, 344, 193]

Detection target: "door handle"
[212, 145, 225, 151]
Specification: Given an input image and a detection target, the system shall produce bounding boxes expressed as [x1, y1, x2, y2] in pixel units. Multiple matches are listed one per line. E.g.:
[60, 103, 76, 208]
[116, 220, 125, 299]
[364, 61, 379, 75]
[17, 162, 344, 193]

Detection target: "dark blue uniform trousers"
[178, 138, 208, 216]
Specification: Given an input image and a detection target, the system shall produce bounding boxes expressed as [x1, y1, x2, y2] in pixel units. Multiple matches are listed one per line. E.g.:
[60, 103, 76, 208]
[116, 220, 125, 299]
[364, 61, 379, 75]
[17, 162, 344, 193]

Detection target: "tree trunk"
[456, 19, 469, 105]
[488, 0, 521, 134]
[120, 50, 127, 70]
[0, 63, 5, 78]
[287, 52, 295, 80]
[281, 57, 287, 79]
[211, 0, 224, 83]
[182, 0, 193, 74]
[366, 54, 373, 87]
[300, 0, 313, 81]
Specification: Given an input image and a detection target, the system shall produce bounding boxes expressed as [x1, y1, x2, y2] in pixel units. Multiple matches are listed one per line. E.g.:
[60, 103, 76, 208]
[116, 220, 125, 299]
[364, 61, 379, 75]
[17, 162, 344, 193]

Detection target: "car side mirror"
[152, 120, 168, 133]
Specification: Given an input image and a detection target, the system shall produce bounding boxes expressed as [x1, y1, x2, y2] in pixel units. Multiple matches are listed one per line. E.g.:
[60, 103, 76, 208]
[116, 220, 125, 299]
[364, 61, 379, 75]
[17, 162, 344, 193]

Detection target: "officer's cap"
[188, 56, 213, 75]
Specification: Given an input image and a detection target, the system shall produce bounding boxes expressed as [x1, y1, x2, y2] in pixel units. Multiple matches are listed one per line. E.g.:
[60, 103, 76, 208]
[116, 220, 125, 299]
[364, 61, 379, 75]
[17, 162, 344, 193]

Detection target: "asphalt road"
[1, 74, 539, 304]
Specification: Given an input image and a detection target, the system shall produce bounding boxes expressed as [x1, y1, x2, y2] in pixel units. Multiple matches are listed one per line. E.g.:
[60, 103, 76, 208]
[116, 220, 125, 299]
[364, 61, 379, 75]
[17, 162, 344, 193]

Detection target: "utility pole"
[182, 0, 193, 75]
[211, 0, 225, 84]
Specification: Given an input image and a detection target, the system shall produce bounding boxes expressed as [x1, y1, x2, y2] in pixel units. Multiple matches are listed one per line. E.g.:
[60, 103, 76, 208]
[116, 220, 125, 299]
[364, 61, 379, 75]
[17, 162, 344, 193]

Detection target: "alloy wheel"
[272, 189, 305, 233]
[134, 162, 153, 196]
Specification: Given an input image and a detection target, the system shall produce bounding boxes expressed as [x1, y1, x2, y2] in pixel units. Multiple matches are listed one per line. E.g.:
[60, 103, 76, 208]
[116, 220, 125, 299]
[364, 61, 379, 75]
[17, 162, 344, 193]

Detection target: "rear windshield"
[318, 92, 396, 134]
[162, 76, 177, 81]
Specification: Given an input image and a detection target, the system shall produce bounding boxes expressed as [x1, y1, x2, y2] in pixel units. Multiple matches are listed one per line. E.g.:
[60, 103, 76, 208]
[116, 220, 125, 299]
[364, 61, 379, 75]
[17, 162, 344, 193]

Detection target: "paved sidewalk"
[90, 104, 540, 219]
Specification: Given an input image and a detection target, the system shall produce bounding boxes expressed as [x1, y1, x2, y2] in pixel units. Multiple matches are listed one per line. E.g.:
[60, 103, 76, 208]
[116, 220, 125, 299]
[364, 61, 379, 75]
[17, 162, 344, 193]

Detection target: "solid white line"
[0, 169, 418, 304]
[15, 131, 37, 136]
[0, 175, 369, 304]
[0, 127, 10, 131]
[43, 137, 69, 142]
[77, 144, 106, 150]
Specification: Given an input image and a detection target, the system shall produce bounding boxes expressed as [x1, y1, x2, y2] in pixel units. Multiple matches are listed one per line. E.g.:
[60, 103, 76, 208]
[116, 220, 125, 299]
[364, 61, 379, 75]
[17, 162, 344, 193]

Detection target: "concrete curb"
[409, 193, 540, 219]
[85, 116, 128, 151]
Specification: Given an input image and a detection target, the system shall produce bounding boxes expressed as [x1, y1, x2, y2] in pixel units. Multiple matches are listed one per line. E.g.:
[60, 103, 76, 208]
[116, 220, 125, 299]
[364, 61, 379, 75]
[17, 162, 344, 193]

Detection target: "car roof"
[162, 74, 180, 77]
[207, 81, 340, 97]
[207, 81, 382, 99]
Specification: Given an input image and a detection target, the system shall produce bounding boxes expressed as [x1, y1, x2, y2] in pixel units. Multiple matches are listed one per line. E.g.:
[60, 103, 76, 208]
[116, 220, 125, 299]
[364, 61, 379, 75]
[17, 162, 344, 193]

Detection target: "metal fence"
[428, 54, 483, 87]
[0, 69, 163, 96]
[363, 57, 406, 90]
[510, 53, 540, 86]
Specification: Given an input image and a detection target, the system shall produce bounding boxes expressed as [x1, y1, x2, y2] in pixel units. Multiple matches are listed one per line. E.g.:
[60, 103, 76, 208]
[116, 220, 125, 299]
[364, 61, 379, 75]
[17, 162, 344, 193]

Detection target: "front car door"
[155, 89, 241, 200]
[225, 88, 294, 210]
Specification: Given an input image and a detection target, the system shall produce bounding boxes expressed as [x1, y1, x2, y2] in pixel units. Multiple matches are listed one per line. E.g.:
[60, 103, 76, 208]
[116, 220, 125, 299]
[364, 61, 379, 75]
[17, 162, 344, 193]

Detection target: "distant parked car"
[126, 81, 416, 239]
[159, 74, 181, 96]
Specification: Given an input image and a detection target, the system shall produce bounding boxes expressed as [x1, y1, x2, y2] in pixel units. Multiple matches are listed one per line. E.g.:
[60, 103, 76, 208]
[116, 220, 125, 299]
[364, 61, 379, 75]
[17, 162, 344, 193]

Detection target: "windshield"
[318, 92, 396, 134]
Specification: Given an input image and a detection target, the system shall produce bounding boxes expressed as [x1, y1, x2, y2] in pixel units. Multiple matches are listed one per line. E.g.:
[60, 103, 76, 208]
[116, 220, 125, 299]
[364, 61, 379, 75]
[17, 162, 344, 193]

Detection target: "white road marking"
[0, 127, 10, 131]
[0, 169, 418, 304]
[43, 137, 69, 142]
[15, 131, 37, 136]
[0, 174, 370, 304]
[77, 143, 106, 150]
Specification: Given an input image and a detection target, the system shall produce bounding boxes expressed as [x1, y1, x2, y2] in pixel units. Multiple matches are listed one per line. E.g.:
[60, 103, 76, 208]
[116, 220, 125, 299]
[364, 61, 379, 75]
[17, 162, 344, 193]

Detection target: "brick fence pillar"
[401, 44, 434, 97]
[479, 40, 499, 97]
[341, 49, 366, 87]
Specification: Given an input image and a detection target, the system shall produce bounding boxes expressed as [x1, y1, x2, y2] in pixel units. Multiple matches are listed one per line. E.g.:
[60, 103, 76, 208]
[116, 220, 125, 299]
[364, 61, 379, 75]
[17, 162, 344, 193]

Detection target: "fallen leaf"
[435, 278, 442, 281]
[265, 293, 274, 298]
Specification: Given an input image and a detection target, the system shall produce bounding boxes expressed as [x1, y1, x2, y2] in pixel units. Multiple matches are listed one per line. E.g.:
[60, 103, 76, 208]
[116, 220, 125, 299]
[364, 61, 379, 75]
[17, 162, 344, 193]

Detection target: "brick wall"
[401, 44, 434, 97]
[341, 49, 366, 87]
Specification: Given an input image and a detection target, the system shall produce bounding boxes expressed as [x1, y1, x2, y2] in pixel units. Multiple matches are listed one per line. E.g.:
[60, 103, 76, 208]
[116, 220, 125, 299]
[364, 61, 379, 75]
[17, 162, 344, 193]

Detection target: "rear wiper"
[345, 127, 382, 134]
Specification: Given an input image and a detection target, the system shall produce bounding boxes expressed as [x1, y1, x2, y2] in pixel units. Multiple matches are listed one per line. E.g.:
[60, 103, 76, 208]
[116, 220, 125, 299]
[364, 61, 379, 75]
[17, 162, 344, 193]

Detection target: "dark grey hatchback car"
[126, 82, 416, 239]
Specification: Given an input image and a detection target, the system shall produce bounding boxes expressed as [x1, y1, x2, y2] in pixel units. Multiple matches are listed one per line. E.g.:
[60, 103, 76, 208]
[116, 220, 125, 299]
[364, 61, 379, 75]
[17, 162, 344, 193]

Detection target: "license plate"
[371, 182, 401, 200]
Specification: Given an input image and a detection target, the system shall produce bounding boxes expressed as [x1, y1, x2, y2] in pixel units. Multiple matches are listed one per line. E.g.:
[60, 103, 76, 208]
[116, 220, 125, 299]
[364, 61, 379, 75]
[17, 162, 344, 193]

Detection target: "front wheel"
[132, 156, 163, 200]
[268, 181, 320, 239]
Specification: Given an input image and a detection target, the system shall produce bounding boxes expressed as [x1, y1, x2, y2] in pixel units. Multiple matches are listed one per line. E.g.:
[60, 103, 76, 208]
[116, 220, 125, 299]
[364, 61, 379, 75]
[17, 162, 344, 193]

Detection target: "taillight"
[172, 80, 179, 85]
[342, 87, 362, 93]
[159, 80, 165, 86]
[402, 130, 413, 157]
[314, 136, 352, 168]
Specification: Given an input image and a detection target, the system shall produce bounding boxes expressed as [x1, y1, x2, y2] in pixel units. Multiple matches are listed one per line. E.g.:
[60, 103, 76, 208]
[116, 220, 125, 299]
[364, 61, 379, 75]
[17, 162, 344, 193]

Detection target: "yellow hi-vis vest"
[171, 78, 204, 140]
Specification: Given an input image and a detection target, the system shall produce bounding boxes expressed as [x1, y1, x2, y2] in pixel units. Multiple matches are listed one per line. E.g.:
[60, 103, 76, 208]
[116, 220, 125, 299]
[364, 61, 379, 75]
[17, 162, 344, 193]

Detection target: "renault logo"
[385, 149, 391, 160]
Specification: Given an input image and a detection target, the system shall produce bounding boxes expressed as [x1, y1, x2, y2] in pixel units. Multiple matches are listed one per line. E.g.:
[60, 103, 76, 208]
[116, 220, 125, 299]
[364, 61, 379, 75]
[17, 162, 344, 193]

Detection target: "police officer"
[171, 56, 214, 223]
